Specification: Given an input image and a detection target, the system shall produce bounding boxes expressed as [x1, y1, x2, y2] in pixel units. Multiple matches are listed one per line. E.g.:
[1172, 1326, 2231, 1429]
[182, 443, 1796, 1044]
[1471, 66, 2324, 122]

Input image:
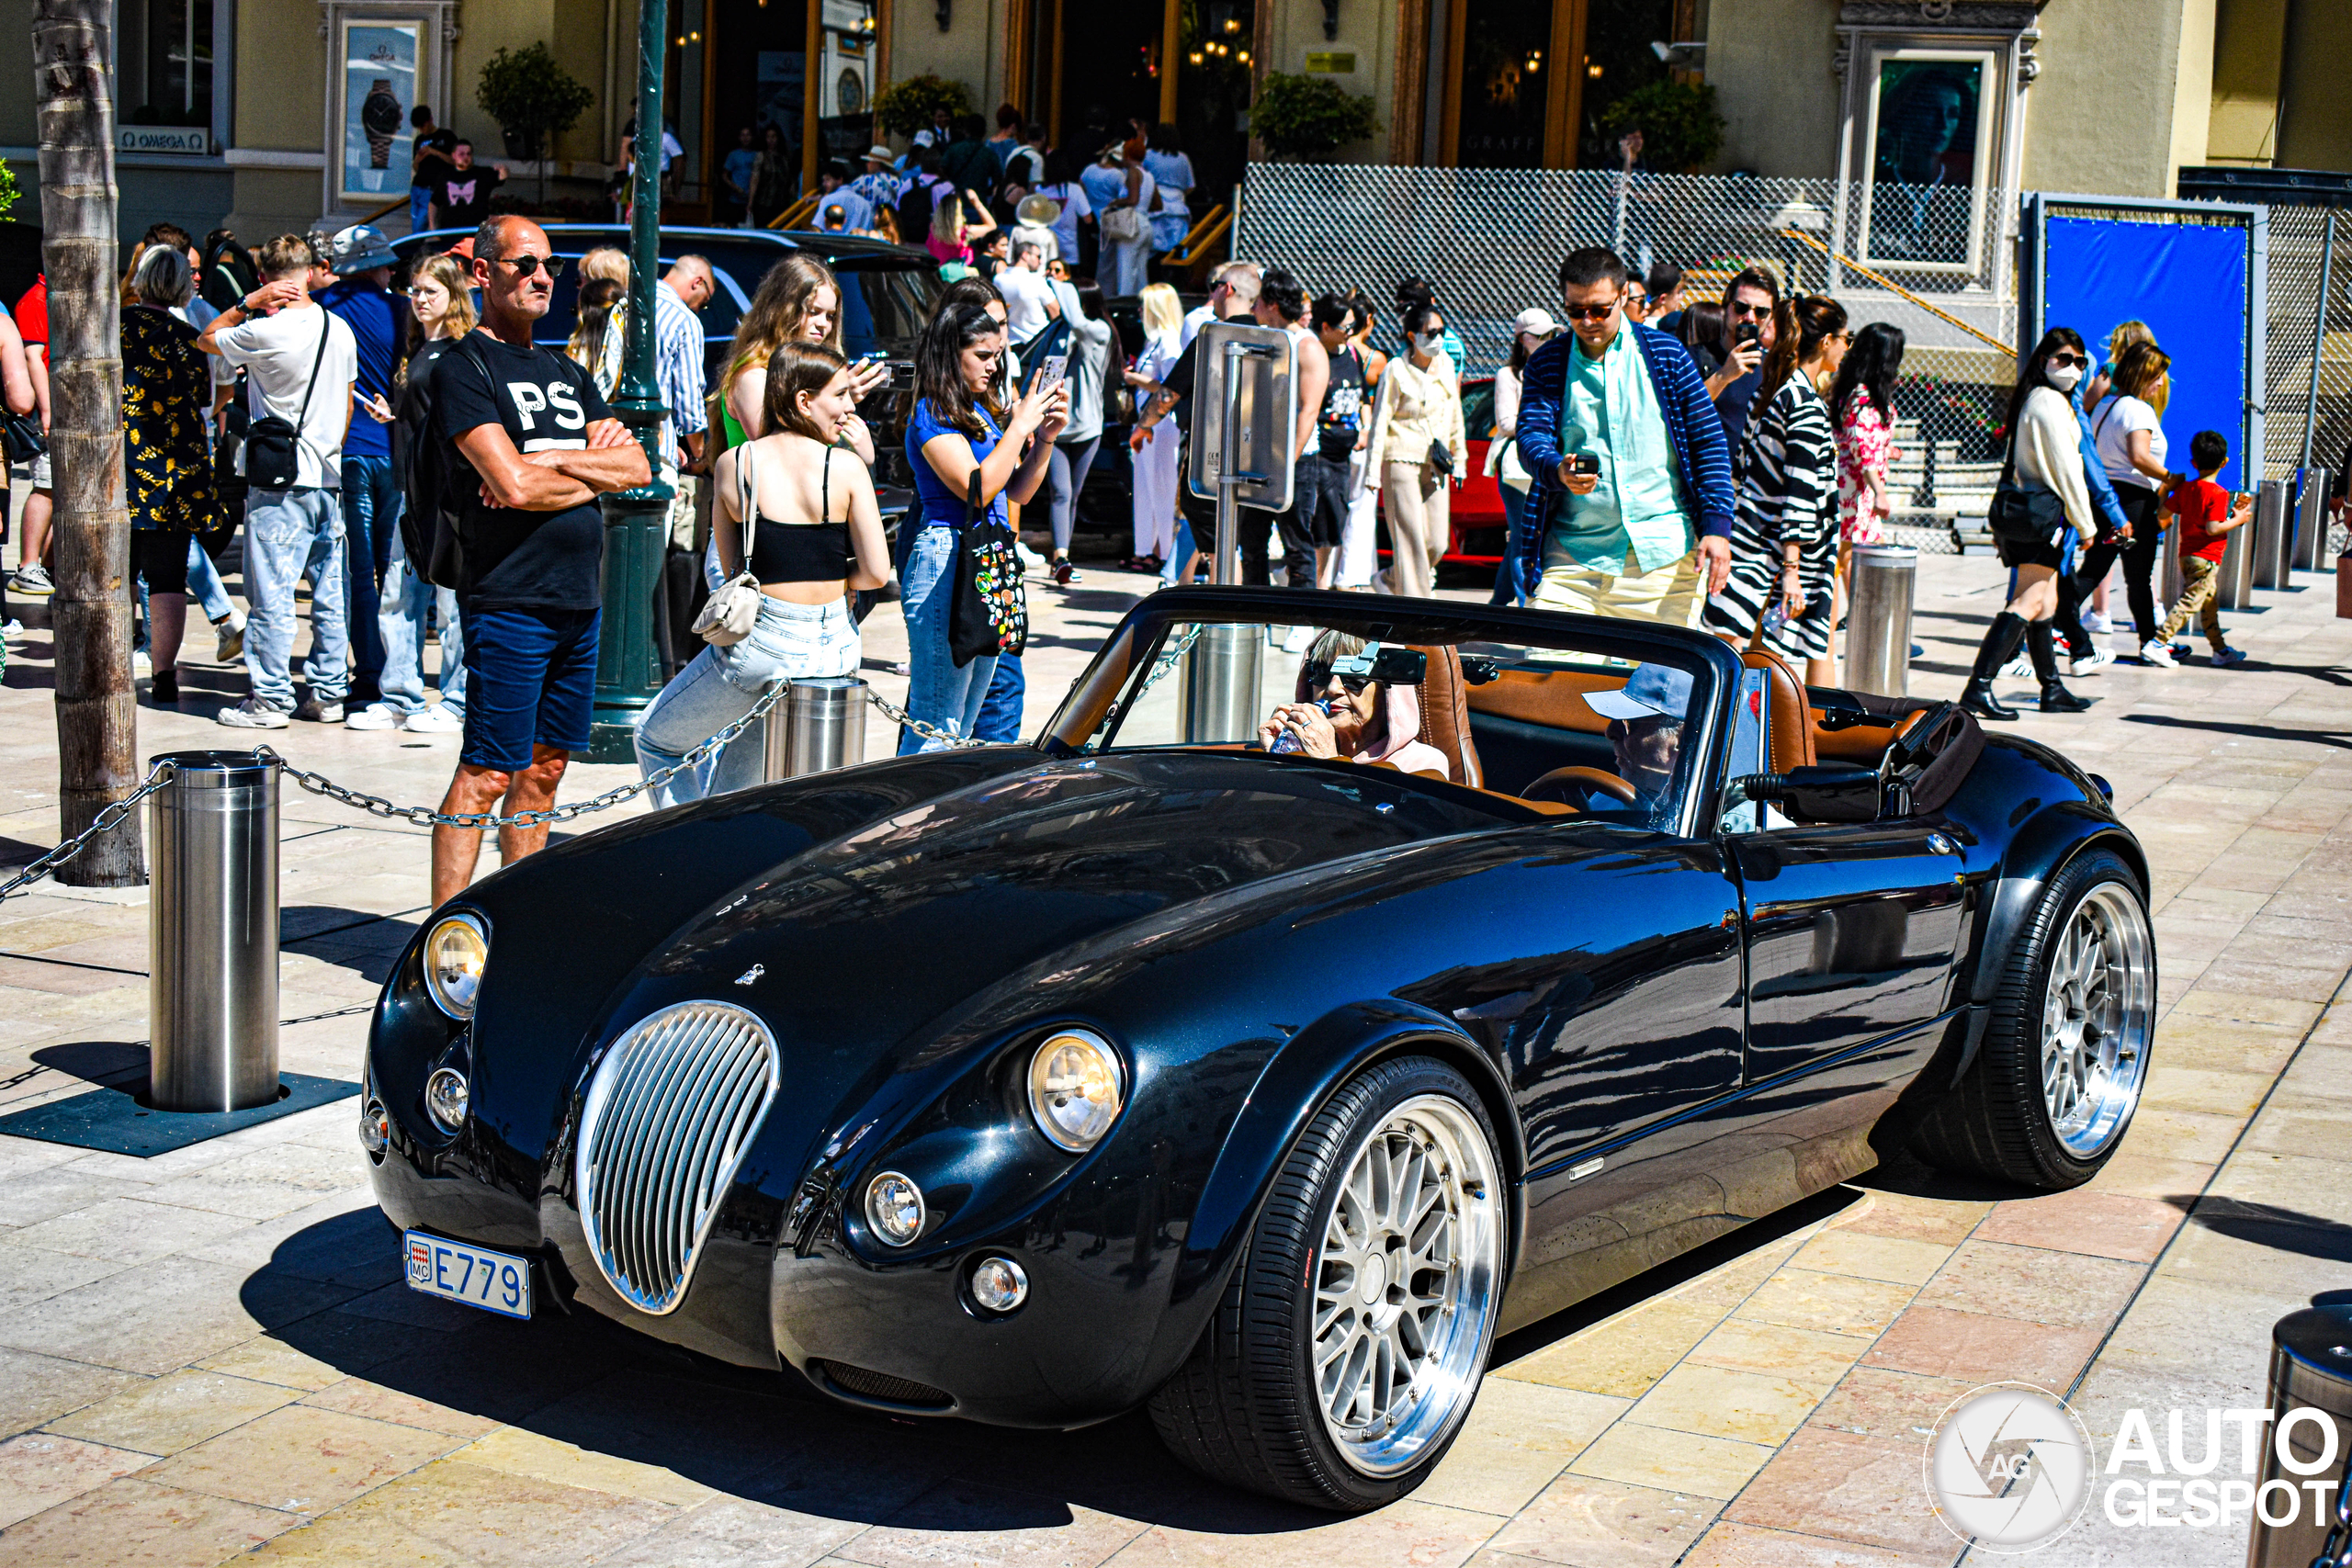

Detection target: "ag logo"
[1924, 1382, 2093, 1551]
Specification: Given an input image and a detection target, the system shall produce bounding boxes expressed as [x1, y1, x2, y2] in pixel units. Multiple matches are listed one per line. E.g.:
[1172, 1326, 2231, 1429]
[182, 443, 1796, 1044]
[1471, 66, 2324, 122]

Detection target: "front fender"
[1151, 998, 1524, 1381]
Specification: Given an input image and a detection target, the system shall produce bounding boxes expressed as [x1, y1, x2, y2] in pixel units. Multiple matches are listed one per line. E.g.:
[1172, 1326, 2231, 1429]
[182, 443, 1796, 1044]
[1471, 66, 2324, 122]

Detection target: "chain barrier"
[863, 685, 986, 750]
[0, 760, 181, 902]
[2312, 1464, 2352, 1568]
[263, 674, 797, 829]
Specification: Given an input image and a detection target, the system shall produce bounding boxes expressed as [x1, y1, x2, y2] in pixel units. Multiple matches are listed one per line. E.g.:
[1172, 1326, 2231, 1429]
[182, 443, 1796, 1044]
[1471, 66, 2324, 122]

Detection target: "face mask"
[1413, 332, 1440, 352]
[2046, 364, 2083, 392]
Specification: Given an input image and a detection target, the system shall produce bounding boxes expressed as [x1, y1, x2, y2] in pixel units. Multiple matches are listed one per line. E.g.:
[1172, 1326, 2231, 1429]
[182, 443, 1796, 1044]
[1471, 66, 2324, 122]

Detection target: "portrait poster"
[1864, 56, 1984, 267]
[344, 22, 419, 198]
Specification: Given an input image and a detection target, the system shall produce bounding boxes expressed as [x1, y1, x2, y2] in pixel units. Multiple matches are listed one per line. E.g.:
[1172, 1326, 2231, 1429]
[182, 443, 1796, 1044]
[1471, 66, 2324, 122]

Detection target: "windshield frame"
[1040, 587, 1743, 840]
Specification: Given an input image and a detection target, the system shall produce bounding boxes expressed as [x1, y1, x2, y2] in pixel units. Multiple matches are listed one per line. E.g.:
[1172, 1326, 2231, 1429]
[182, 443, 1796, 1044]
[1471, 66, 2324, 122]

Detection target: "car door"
[1723, 680, 1969, 1086]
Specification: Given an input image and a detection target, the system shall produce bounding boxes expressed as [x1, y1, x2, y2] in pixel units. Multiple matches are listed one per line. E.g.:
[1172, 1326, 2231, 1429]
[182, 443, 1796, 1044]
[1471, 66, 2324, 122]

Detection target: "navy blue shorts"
[458, 604, 600, 771]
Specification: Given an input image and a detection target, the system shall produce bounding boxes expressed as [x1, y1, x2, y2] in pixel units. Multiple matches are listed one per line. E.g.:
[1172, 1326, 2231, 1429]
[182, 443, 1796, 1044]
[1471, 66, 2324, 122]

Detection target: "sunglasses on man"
[1561, 299, 1620, 323]
[1727, 300, 1770, 320]
[492, 254, 555, 277]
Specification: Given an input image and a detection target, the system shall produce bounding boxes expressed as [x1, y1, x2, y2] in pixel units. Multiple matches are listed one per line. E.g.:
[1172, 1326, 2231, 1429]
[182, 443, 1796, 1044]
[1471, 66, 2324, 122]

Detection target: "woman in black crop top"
[635, 343, 890, 805]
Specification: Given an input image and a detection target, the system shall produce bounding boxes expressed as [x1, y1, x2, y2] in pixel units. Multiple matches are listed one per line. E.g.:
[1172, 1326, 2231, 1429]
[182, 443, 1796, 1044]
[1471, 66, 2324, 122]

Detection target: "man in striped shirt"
[653, 257, 712, 555]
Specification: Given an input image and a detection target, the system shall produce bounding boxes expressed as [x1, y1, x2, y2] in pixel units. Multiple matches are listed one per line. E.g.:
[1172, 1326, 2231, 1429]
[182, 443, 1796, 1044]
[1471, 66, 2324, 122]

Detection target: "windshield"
[1046, 599, 1724, 834]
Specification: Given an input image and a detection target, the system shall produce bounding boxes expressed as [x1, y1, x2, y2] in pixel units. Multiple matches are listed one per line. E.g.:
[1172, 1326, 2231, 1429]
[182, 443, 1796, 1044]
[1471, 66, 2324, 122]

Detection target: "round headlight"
[865, 1171, 925, 1247]
[424, 1067, 470, 1131]
[969, 1255, 1029, 1314]
[358, 1099, 389, 1156]
[422, 914, 488, 1021]
[1026, 1030, 1124, 1152]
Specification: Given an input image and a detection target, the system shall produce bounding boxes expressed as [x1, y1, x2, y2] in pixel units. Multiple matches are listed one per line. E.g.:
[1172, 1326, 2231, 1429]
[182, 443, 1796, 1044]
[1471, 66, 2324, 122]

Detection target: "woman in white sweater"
[1962, 330, 2098, 719]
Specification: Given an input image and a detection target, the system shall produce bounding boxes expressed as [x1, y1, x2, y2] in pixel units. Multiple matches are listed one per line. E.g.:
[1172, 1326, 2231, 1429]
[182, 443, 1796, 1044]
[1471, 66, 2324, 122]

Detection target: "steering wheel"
[1522, 766, 1639, 812]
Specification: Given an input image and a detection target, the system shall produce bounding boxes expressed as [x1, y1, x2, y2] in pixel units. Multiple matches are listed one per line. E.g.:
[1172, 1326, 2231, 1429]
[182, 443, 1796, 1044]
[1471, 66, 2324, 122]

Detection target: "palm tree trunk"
[33, 0, 142, 886]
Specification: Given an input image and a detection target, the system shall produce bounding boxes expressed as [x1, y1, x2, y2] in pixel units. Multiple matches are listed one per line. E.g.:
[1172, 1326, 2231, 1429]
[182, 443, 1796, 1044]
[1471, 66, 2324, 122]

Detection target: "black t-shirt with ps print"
[435, 330, 617, 611]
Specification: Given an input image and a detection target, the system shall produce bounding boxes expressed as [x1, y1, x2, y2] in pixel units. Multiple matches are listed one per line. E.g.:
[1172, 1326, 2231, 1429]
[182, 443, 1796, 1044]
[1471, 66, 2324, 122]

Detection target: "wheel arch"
[1968, 807, 2150, 1010]
[1157, 1000, 1525, 1353]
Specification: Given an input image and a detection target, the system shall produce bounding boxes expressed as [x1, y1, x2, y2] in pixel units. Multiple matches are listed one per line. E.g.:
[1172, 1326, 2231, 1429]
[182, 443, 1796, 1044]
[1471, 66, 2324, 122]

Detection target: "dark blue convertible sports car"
[363, 588, 2154, 1512]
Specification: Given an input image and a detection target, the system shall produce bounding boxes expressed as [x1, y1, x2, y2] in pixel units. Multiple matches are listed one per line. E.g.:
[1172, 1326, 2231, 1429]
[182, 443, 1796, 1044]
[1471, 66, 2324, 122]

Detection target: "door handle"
[1927, 832, 1958, 856]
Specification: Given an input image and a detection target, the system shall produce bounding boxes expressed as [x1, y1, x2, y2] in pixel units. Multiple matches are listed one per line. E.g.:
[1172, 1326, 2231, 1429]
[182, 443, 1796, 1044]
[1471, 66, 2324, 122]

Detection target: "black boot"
[2028, 620, 2092, 712]
[1962, 612, 2028, 721]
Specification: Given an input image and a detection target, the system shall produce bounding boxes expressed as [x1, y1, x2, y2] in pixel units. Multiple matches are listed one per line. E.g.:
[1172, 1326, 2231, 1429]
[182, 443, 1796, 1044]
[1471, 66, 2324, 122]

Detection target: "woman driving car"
[1258, 633, 1451, 781]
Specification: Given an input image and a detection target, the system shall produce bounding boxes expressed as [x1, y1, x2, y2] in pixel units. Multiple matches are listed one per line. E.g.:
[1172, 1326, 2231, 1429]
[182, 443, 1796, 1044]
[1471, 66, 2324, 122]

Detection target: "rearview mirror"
[1729, 764, 1882, 824]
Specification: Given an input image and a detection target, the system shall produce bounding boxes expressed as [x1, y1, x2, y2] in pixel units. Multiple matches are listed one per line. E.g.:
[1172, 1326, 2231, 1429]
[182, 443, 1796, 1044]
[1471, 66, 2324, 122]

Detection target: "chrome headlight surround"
[421, 913, 489, 1021]
[1024, 1029, 1125, 1153]
[865, 1171, 926, 1247]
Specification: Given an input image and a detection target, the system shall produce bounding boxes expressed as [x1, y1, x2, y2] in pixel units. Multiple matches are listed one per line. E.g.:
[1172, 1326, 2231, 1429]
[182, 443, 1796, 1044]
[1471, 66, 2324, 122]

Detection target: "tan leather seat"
[1743, 648, 1815, 773]
[1408, 646, 1484, 789]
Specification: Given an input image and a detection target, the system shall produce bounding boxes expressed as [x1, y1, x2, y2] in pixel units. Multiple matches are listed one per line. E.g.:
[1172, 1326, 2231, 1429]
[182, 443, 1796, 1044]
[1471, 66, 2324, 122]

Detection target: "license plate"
[403, 1230, 533, 1319]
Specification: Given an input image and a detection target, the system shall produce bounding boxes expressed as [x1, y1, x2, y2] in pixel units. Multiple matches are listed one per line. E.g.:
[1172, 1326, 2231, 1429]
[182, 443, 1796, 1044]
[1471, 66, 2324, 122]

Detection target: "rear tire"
[1148, 1056, 1505, 1512]
[1910, 849, 2155, 1189]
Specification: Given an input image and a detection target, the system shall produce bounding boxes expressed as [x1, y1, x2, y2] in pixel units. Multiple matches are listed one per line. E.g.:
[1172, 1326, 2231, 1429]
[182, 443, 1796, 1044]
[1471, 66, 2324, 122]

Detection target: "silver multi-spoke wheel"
[1311, 1095, 1501, 1477]
[2040, 882, 2154, 1157]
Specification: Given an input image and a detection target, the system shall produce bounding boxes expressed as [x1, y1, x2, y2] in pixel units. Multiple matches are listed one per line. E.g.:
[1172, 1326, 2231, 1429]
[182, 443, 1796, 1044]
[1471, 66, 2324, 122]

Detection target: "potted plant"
[1250, 73, 1378, 163]
[476, 42, 597, 204]
[1595, 82, 1726, 175]
[872, 73, 973, 141]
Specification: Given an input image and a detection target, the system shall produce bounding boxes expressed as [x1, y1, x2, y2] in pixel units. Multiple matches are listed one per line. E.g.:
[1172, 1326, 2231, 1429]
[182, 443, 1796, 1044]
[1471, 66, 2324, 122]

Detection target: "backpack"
[399, 333, 496, 591]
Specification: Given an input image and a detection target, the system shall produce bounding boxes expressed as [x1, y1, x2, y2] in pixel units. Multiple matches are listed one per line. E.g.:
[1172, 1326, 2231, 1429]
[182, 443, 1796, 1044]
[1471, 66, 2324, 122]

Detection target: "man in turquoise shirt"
[1512, 248, 1735, 625]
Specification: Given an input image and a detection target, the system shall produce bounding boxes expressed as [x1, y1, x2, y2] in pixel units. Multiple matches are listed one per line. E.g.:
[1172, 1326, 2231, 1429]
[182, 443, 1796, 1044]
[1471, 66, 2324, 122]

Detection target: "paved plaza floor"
[0, 525, 2347, 1567]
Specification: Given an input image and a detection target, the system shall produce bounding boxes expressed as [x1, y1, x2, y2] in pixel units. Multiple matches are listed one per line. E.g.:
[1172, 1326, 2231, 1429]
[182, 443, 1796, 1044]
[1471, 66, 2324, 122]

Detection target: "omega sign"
[117, 126, 209, 153]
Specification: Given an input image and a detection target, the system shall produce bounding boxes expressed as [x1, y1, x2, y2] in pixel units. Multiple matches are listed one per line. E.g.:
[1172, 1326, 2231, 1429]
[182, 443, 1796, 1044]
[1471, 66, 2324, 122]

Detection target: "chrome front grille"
[577, 1000, 779, 1314]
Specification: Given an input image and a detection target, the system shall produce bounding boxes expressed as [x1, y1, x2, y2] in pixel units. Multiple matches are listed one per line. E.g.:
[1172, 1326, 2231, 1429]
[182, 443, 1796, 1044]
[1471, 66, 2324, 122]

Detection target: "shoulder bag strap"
[731, 440, 755, 576]
[289, 307, 331, 433]
[820, 445, 832, 522]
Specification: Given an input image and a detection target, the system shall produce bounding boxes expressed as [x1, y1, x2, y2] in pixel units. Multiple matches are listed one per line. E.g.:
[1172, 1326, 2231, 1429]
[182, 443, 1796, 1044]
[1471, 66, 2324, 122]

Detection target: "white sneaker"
[2069, 645, 2114, 677]
[2140, 639, 2177, 669]
[132, 649, 153, 675]
[1281, 624, 1315, 653]
[212, 613, 246, 665]
[2080, 609, 2112, 634]
[345, 703, 403, 730]
[1999, 653, 2031, 680]
[401, 704, 463, 733]
[216, 696, 291, 728]
[7, 563, 53, 596]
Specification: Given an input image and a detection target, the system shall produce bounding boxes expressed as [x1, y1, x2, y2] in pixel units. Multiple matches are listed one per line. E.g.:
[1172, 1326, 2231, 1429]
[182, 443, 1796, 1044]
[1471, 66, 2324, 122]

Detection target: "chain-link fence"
[1235, 165, 2018, 553]
[2259, 206, 2352, 525]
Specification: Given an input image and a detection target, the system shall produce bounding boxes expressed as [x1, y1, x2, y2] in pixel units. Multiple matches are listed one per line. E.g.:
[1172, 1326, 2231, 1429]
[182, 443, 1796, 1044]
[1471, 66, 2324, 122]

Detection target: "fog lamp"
[970, 1256, 1028, 1314]
[1026, 1030, 1125, 1152]
[423, 913, 488, 1021]
[865, 1171, 925, 1247]
[424, 1067, 470, 1131]
[359, 1099, 390, 1155]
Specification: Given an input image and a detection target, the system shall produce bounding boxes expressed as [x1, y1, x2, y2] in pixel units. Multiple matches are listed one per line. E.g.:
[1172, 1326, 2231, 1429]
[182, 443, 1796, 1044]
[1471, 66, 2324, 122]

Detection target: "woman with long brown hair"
[715, 254, 890, 465]
[1706, 294, 1849, 683]
[2083, 340, 2176, 664]
[635, 341, 891, 803]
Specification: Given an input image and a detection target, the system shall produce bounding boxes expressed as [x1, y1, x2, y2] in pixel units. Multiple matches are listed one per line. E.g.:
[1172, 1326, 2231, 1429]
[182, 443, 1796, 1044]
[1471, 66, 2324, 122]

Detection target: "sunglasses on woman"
[2046, 352, 2088, 369]
[1304, 664, 1375, 694]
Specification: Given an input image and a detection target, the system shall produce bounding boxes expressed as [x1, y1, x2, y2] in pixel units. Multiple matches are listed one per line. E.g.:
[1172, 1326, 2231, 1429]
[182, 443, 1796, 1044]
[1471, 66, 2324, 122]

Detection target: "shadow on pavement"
[2169, 1194, 2352, 1265]
[29, 1039, 150, 1089]
[239, 1208, 1350, 1534]
[2123, 713, 2352, 750]
[281, 905, 424, 985]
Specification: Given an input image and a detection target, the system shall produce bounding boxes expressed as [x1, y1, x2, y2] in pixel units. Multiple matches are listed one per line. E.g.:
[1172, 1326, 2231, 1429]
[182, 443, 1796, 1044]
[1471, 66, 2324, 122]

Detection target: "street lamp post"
[587, 0, 674, 762]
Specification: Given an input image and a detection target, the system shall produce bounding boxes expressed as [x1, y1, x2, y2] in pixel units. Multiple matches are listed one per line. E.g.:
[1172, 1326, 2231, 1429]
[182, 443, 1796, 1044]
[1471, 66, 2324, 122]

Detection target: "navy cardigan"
[1509, 323, 1736, 598]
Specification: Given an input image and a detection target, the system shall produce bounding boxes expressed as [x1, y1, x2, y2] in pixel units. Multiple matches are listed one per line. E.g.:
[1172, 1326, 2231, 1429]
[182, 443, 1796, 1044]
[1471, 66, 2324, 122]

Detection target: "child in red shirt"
[2145, 429, 2252, 669]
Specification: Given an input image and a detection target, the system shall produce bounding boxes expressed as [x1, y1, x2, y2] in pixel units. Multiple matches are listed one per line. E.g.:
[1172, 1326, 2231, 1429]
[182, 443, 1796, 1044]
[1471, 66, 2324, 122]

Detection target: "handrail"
[767, 194, 820, 231]
[359, 192, 409, 227]
[1163, 204, 1228, 265]
[1778, 228, 2015, 357]
[1163, 209, 1233, 276]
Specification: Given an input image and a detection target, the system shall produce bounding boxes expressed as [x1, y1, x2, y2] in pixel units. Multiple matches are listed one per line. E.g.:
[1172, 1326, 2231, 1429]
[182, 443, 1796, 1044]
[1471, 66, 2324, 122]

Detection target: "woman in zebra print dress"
[1706, 296, 1850, 683]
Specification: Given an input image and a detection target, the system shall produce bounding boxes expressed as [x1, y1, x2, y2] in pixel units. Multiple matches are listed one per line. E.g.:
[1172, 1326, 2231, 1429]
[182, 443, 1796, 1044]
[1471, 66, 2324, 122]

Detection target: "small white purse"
[692, 443, 764, 647]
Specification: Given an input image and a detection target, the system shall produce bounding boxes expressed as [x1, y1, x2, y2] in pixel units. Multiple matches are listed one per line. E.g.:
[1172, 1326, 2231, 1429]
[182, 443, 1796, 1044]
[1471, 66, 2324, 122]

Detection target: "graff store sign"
[118, 127, 209, 154]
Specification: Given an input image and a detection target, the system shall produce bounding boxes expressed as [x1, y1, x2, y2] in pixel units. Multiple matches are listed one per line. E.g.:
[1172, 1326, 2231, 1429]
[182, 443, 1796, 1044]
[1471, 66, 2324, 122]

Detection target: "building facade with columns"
[3, 0, 2346, 254]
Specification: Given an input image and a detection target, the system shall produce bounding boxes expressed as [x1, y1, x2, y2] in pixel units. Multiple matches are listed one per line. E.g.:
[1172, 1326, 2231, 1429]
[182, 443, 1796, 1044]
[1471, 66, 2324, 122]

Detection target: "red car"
[1375, 375, 1511, 581]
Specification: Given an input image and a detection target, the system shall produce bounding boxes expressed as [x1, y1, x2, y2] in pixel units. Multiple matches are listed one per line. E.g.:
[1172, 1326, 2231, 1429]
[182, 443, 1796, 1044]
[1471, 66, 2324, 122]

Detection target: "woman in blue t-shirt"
[899, 300, 1066, 751]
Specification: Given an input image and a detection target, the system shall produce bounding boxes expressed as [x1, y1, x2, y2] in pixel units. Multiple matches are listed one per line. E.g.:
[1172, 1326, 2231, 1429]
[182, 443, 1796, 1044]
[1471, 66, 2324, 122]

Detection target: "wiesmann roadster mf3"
[364, 588, 2154, 1511]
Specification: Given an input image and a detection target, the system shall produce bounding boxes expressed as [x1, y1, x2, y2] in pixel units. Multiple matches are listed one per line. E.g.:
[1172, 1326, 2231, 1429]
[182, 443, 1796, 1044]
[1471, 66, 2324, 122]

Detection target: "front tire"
[1911, 849, 2155, 1188]
[1148, 1056, 1505, 1512]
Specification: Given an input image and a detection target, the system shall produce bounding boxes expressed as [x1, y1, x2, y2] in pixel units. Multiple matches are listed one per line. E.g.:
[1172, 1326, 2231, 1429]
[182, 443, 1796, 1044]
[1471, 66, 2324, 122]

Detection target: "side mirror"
[1729, 764, 1882, 824]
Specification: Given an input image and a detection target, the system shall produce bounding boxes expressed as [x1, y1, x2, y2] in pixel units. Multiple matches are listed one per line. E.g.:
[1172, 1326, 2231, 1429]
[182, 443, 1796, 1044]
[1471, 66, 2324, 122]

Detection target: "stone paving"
[0, 519, 2347, 1567]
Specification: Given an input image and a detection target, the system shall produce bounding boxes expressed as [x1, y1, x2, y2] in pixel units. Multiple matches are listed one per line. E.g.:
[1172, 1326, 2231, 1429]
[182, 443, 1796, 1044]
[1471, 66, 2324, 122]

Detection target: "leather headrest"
[1742, 648, 1815, 773]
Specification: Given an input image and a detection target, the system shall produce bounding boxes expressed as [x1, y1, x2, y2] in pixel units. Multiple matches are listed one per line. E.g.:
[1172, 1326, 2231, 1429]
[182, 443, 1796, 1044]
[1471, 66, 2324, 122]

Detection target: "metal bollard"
[2245, 1303, 2352, 1567]
[2253, 479, 2293, 590]
[2220, 491, 2260, 610]
[763, 677, 868, 780]
[1842, 544, 1917, 697]
[1178, 621, 1265, 744]
[148, 751, 279, 1113]
[2299, 470, 2336, 573]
